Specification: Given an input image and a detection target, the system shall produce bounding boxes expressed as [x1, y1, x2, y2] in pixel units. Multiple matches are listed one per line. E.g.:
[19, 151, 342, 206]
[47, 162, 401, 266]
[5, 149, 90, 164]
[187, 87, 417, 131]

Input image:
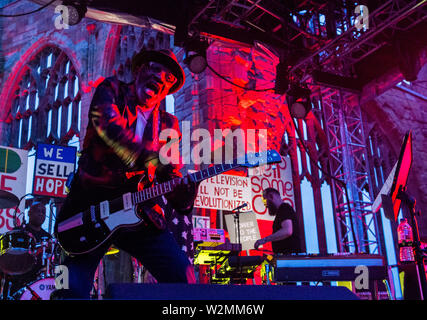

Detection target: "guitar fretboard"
[131, 163, 240, 205]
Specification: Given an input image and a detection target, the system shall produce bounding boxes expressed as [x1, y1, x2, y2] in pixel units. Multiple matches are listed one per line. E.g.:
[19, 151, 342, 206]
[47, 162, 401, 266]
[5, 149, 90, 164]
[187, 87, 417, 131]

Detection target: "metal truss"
[291, 0, 427, 77]
[317, 87, 384, 254]
[189, 0, 352, 51]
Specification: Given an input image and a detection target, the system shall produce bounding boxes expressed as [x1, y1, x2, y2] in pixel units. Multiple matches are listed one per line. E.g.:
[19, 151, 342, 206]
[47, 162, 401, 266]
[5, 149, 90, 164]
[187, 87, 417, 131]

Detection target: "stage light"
[183, 36, 209, 74]
[184, 52, 207, 74]
[62, 1, 87, 26]
[286, 85, 312, 119]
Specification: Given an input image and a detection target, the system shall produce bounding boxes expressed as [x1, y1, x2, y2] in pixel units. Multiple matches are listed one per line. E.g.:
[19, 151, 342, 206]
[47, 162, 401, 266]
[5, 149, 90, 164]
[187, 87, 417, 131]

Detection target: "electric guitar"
[56, 150, 281, 255]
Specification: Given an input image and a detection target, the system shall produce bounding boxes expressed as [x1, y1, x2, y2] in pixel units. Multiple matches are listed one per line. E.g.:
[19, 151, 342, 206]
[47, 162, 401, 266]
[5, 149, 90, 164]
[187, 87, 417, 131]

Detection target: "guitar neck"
[132, 163, 241, 205]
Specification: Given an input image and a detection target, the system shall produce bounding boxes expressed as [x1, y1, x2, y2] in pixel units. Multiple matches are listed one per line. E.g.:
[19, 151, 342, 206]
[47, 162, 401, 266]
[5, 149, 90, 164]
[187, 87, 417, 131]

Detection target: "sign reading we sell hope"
[33, 144, 77, 198]
[0, 146, 28, 234]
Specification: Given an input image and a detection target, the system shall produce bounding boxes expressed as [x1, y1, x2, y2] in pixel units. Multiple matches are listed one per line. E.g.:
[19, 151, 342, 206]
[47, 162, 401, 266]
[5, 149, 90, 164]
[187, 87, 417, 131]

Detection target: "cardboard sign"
[224, 211, 260, 251]
[249, 156, 295, 221]
[33, 144, 76, 198]
[192, 215, 210, 229]
[194, 173, 252, 212]
[0, 146, 28, 234]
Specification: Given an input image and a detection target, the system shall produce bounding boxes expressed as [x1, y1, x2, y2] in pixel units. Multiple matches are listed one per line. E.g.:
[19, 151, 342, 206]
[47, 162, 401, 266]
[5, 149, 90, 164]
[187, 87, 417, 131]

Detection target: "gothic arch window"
[281, 107, 335, 254]
[5, 46, 81, 150]
[366, 126, 397, 195]
[365, 123, 403, 293]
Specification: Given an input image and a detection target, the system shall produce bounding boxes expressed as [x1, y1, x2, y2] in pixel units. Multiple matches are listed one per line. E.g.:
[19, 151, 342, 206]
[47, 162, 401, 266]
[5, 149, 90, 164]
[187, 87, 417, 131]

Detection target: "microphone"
[232, 203, 248, 212]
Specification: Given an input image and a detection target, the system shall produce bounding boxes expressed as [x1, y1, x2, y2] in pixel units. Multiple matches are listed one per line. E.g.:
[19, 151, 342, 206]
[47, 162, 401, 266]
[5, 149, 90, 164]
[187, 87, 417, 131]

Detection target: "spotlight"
[286, 84, 312, 119]
[184, 52, 207, 74]
[183, 37, 209, 74]
[62, 1, 87, 26]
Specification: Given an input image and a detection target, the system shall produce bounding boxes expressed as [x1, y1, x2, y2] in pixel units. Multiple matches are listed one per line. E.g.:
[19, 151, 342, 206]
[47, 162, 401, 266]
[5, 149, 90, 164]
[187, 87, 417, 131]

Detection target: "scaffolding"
[316, 88, 386, 254]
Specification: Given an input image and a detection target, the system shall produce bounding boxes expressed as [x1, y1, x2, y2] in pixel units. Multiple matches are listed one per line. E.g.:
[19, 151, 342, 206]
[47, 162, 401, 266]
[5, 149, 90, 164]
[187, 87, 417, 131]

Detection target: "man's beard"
[267, 203, 278, 216]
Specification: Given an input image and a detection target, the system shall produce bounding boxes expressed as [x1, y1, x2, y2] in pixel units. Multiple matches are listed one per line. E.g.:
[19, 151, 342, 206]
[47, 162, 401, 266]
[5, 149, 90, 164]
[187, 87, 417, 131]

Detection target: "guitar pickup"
[99, 201, 110, 220]
[122, 193, 132, 211]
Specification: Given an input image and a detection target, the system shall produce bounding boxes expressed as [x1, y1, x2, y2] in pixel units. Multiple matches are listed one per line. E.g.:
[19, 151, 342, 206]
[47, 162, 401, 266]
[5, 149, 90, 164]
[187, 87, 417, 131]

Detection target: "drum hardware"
[39, 237, 57, 278]
[0, 190, 19, 209]
[0, 230, 37, 275]
[37, 237, 58, 278]
[0, 234, 61, 300]
[0, 275, 13, 300]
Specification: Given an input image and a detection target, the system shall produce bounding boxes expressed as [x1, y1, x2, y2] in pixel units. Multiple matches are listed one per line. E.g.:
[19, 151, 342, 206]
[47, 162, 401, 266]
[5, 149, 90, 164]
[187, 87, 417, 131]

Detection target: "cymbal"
[0, 190, 19, 209]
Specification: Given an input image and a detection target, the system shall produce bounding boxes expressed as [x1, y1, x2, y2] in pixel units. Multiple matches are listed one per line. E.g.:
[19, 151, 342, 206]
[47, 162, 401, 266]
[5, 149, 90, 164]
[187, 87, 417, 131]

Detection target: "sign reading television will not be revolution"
[33, 144, 77, 198]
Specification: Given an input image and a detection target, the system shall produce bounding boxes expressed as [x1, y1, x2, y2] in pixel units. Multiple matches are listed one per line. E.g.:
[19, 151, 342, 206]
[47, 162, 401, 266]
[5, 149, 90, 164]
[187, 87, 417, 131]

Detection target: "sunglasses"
[142, 62, 177, 86]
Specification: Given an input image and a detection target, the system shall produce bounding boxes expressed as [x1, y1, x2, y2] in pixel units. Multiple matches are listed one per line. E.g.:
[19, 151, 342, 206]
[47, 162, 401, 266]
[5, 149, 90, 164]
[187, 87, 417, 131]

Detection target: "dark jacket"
[56, 76, 190, 227]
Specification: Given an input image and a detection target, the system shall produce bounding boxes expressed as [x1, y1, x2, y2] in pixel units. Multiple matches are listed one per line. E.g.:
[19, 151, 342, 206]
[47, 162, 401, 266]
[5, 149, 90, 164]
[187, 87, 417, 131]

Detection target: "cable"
[0, 0, 56, 17]
[206, 63, 275, 92]
[290, 116, 359, 253]
[12, 193, 33, 228]
[0, 0, 23, 10]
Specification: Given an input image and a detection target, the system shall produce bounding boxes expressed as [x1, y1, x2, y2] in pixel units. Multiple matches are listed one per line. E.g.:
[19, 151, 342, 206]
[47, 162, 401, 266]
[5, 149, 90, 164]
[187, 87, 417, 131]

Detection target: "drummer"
[6, 201, 53, 297]
[21, 200, 52, 242]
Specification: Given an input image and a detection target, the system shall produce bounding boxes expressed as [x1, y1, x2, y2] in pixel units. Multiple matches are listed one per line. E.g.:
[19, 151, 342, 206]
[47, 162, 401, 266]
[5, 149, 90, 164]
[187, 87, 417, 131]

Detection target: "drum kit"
[0, 230, 60, 300]
[0, 189, 62, 300]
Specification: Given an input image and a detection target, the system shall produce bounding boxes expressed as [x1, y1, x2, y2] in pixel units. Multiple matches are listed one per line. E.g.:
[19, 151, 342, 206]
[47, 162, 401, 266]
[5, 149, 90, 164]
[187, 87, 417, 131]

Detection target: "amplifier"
[274, 253, 387, 282]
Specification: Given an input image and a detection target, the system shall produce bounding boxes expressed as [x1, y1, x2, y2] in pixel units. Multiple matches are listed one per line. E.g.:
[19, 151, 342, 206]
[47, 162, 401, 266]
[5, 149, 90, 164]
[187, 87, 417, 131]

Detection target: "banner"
[193, 156, 294, 217]
[0, 146, 28, 234]
[192, 215, 210, 229]
[194, 173, 252, 212]
[33, 144, 77, 198]
[192, 156, 294, 252]
[249, 156, 295, 221]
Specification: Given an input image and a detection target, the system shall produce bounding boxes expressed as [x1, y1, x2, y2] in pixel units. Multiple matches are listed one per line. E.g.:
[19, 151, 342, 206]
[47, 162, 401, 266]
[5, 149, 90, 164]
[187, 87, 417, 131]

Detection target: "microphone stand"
[397, 187, 427, 300]
[232, 207, 243, 284]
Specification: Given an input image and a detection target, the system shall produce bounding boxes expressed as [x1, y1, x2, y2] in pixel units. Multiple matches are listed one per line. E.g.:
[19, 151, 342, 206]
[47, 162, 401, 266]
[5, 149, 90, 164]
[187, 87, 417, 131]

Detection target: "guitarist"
[54, 49, 198, 299]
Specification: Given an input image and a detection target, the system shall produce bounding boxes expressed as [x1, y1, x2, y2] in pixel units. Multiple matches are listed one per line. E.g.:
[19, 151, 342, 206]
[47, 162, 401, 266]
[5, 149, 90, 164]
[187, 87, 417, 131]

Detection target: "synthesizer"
[273, 253, 388, 282]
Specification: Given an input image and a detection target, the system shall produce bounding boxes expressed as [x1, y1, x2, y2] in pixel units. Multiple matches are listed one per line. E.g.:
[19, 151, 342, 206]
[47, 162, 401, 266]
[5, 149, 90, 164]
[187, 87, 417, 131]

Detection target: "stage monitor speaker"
[104, 283, 359, 300]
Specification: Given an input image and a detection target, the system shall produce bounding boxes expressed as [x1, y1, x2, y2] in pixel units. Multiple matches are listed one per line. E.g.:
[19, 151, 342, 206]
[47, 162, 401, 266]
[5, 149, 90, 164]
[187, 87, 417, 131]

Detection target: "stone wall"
[362, 60, 427, 237]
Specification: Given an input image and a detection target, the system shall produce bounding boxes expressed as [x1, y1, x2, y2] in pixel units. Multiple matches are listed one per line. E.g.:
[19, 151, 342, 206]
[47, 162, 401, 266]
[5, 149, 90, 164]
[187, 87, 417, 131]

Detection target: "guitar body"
[56, 150, 281, 255]
[57, 195, 145, 255]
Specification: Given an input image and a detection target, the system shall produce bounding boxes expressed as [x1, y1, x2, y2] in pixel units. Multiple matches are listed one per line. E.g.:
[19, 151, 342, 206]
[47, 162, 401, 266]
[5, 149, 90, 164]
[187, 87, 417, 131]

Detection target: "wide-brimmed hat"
[131, 49, 185, 94]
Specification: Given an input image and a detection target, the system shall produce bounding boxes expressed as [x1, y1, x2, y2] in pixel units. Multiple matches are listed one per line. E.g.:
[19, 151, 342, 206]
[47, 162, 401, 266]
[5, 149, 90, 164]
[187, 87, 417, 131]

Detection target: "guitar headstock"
[238, 149, 282, 168]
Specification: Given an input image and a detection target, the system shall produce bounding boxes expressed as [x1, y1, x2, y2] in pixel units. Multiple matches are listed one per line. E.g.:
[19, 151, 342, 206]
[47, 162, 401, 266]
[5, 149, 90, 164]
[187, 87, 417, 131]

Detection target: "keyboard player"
[254, 188, 302, 254]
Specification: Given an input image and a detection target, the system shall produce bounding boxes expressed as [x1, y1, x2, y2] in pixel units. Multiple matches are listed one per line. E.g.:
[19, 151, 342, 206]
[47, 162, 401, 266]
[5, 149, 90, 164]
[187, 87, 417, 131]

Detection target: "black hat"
[131, 49, 185, 94]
